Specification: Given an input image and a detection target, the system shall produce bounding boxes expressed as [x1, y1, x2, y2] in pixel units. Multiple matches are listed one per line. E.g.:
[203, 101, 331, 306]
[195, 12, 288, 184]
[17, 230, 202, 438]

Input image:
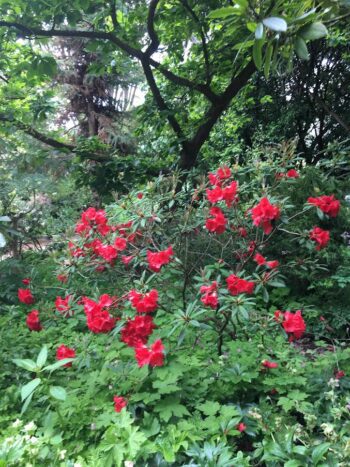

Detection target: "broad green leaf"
[21, 378, 41, 401]
[253, 40, 263, 70]
[43, 358, 74, 371]
[197, 401, 221, 416]
[21, 392, 34, 415]
[263, 17, 287, 32]
[312, 443, 331, 464]
[208, 7, 236, 19]
[50, 386, 67, 401]
[36, 345, 48, 367]
[264, 42, 274, 78]
[294, 37, 309, 60]
[255, 23, 264, 39]
[13, 359, 37, 371]
[300, 22, 328, 41]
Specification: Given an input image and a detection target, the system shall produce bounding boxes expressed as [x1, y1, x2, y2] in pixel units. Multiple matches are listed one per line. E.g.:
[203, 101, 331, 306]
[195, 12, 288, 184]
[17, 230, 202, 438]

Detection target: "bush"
[1, 162, 350, 466]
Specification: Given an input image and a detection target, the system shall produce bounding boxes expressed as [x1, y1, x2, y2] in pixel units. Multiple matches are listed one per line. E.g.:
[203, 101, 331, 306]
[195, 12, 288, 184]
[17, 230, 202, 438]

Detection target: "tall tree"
[0, 1, 345, 168]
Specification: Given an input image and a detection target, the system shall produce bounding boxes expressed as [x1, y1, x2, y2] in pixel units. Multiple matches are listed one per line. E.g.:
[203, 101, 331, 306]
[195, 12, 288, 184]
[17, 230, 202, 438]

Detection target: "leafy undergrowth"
[1, 164, 350, 466]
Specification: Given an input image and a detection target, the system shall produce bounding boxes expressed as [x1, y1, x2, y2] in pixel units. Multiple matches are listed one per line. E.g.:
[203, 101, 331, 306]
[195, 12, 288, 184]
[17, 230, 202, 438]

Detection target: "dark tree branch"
[179, 61, 256, 168]
[0, 20, 218, 102]
[141, 60, 185, 142]
[110, 0, 118, 30]
[0, 20, 144, 59]
[145, 0, 161, 56]
[0, 114, 111, 161]
[180, 0, 211, 84]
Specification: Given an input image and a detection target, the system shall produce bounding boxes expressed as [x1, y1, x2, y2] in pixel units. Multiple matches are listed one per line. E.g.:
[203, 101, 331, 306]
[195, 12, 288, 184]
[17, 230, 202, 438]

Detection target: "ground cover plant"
[1, 156, 350, 466]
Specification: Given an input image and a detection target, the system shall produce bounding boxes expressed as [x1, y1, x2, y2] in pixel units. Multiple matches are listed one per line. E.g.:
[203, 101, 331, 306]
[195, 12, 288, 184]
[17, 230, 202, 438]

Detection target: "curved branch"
[145, 0, 161, 56]
[0, 114, 110, 161]
[141, 60, 185, 142]
[180, 0, 211, 84]
[0, 20, 219, 102]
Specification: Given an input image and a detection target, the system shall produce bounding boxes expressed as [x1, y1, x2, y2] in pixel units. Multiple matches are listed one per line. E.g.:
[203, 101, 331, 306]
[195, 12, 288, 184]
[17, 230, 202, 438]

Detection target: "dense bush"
[1, 159, 350, 466]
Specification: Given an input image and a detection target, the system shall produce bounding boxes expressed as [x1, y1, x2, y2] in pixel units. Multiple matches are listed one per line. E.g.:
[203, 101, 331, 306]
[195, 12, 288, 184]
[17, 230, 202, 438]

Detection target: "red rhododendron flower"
[55, 295, 72, 316]
[262, 360, 278, 369]
[26, 310, 42, 331]
[122, 255, 134, 266]
[236, 423, 246, 432]
[75, 207, 110, 237]
[135, 339, 164, 367]
[95, 244, 118, 263]
[22, 278, 31, 285]
[222, 181, 238, 207]
[226, 274, 255, 296]
[217, 165, 232, 180]
[121, 315, 155, 347]
[282, 310, 306, 340]
[266, 260, 279, 269]
[251, 198, 280, 234]
[18, 288, 35, 305]
[57, 274, 68, 283]
[238, 227, 247, 237]
[56, 345, 76, 367]
[207, 181, 238, 207]
[286, 169, 299, 178]
[274, 310, 283, 322]
[147, 246, 173, 272]
[113, 395, 127, 412]
[335, 370, 345, 379]
[68, 241, 85, 258]
[137, 192, 143, 199]
[307, 195, 340, 217]
[200, 281, 218, 309]
[254, 253, 266, 266]
[83, 295, 116, 333]
[309, 227, 330, 250]
[206, 186, 224, 204]
[128, 289, 159, 313]
[205, 207, 227, 234]
[114, 237, 127, 251]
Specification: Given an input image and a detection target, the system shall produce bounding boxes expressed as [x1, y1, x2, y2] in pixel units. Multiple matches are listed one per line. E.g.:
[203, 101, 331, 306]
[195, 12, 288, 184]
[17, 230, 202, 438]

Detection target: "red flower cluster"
[253, 253, 279, 269]
[276, 310, 306, 341]
[308, 195, 340, 218]
[114, 395, 127, 412]
[22, 278, 31, 285]
[55, 295, 73, 317]
[57, 274, 68, 283]
[121, 315, 155, 347]
[75, 207, 110, 237]
[276, 169, 299, 179]
[200, 281, 218, 309]
[147, 246, 173, 273]
[335, 370, 345, 379]
[236, 422, 246, 433]
[251, 197, 280, 235]
[205, 207, 227, 234]
[134, 339, 165, 367]
[226, 274, 255, 296]
[56, 345, 76, 367]
[26, 310, 42, 331]
[309, 227, 330, 250]
[82, 295, 116, 333]
[206, 181, 238, 208]
[128, 289, 159, 313]
[262, 360, 278, 369]
[18, 288, 35, 305]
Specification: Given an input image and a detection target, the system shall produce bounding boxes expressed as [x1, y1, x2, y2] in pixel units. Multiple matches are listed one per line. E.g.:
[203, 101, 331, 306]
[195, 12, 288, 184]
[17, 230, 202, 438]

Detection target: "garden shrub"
[1, 161, 350, 466]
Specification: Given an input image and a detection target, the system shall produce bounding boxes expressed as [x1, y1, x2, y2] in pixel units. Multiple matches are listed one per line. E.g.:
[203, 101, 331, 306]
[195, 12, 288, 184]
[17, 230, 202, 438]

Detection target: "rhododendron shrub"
[6, 161, 348, 466]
